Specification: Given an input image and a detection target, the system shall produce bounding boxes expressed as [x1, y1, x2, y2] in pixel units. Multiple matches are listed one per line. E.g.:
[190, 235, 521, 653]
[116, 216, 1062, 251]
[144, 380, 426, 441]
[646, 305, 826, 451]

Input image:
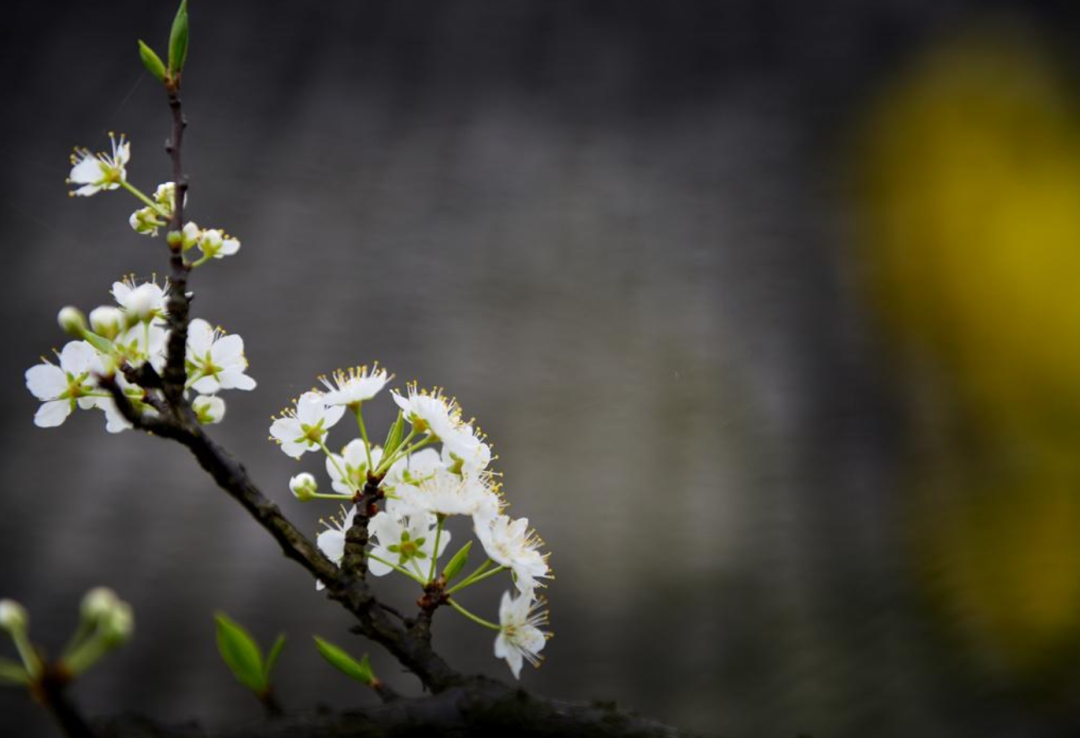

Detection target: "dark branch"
[161, 85, 192, 407]
[93, 681, 691, 738]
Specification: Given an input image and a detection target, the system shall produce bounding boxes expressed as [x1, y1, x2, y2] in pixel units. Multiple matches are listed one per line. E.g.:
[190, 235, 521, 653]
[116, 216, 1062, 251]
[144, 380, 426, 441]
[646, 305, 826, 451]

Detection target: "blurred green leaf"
[137, 40, 166, 83]
[442, 541, 472, 583]
[312, 636, 374, 684]
[214, 612, 266, 693]
[168, 0, 189, 76]
[263, 634, 286, 682]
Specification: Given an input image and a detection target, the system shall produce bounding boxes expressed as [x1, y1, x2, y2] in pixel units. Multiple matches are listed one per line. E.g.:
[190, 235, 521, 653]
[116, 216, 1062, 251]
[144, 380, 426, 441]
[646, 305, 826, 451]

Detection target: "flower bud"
[89, 306, 124, 340]
[57, 306, 88, 337]
[290, 472, 318, 502]
[166, 230, 183, 249]
[0, 599, 28, 634]
[80, 587, 119, 624]
[193, 395, 225, 425]
[101, 602, 133, 647]
[181, 221, 201, 251]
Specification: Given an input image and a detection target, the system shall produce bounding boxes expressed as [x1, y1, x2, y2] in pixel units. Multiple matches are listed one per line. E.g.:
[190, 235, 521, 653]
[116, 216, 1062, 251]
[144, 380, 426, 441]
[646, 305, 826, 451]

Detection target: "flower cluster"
[69, 134, 241, 265]
[273, 368, 552, 679]
[25, 277, 255, 432]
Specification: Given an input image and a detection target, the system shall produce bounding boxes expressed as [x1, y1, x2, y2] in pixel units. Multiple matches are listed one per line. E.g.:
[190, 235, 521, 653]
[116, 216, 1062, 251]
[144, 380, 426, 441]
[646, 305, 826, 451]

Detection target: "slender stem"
[446, 563, 507, 595]
[447, 559, 492, 591]
[11, 632, 42, 678]
[428, 516, 445, 583]
[308, 492, 355, 501]
[189, 252, 213, 268]
[369, 554, 427, 585]
[355, 406, 374, 472]
[447, 599, 501, 631]
[119, 180, 168, 216]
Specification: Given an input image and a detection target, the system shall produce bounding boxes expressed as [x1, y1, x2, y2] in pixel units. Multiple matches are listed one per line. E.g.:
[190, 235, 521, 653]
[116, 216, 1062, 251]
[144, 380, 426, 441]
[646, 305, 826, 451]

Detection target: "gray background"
[4, 1, 1080, 737]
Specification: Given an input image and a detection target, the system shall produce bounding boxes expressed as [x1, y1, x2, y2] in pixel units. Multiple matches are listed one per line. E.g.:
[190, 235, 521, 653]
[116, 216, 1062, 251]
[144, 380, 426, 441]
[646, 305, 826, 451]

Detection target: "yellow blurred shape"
[860, 29, 1080, 679]
[861, 32, 1080, 431]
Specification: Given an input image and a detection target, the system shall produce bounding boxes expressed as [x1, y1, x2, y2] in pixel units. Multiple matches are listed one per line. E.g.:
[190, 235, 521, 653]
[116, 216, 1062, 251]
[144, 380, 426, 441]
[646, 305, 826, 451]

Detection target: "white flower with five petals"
[185, 319, 256, 394]
[269, 391, 345, 459]
[367, 511, 450, 579]
[25, 342, 103, 428]
[397, 467, 501, 519]
[475, 515, 550, 595]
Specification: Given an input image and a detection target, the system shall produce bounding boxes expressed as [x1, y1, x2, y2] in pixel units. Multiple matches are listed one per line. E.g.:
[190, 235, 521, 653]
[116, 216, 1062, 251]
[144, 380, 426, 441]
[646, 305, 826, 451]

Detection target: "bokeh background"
[5, 1, 1080, 736]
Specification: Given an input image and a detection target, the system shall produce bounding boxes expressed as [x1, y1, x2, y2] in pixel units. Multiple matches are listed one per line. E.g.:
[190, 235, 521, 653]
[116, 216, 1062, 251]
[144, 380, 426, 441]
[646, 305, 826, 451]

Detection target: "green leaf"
[263, 634, 286, 682]
[168, 0, 189, 76]
[442, 541, 472, 583]
[382, 410, 404, 458]
[137, 40, 166, 83]
[312, 636, 374, 684]
[214, 612, 266, 694]
[0, 658, 29, 687]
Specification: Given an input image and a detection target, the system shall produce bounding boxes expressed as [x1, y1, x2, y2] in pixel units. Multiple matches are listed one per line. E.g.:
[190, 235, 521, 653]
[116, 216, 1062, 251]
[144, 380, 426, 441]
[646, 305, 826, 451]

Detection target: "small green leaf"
[214, 612, 266, 694]
[137, 40, 166, 83]
[263, 634, 286, 682]
[382, 410, 405, 458]
[0, 658, 29, 687]
[442, 541, 472, 583]
[168, 0, 189, 76]
[312, 636, 374, 684]
[81, 331, 116, 356]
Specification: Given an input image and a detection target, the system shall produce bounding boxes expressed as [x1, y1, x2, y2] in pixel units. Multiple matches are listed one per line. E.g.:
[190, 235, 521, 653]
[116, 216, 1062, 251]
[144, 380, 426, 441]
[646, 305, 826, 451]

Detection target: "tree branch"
[93, 681, 691, 738]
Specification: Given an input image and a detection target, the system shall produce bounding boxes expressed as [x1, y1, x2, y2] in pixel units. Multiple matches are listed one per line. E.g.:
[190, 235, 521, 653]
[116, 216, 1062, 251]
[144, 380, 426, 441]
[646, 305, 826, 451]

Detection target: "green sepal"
[382, 411, 405, 458]
[168, 0, 189, 76]
[214, 612, 266, 694]
[263, 634, 286, 683]
[0, 658, 29, 687]
[137, 40, 166, 83]
[442, 541, 472, 583]
[312, 636, 374, 684]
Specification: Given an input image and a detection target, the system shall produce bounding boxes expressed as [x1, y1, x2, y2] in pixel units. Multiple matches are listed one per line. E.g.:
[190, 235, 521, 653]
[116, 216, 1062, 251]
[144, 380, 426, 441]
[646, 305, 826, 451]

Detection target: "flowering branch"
[161, 84, 191, 406]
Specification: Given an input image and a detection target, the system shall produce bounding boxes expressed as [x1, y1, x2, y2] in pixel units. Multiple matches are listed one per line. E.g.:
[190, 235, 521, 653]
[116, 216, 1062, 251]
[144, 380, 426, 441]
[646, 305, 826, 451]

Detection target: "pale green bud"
[58, 306, 88, 337]
[80, 587, 119, 624]
[88, 307, 124, 341]
[0, 600, 27, 634]
[290, 473, 318, 502]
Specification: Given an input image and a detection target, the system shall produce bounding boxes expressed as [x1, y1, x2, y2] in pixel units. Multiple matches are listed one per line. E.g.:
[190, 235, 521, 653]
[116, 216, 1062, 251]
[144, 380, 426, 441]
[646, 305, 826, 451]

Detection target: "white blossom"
[327, 440, 383, 495]
[397, 467, 500, 519]
[495, 591, 548, 679]
[320, 365, 390, 408]
[129, 182, 178, 236]
[67, 133, 130, 197]
[367, 511, 450, 579]
[475, 515, 550, 595]
[185, 318, 256, 393]
[441, 428, 492, 475]
[270, 391, 345, 459]
[315, 506, 356, 590]
[111, 278, 168, 325]
[25, 341, 104, 428]
[196, 228, 240, 260]
[391, 385, 471, 443]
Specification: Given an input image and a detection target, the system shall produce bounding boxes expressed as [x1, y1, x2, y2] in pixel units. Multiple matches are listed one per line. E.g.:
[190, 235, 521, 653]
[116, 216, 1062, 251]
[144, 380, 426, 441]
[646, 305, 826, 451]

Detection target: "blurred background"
[4, 0, 1080, 736]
